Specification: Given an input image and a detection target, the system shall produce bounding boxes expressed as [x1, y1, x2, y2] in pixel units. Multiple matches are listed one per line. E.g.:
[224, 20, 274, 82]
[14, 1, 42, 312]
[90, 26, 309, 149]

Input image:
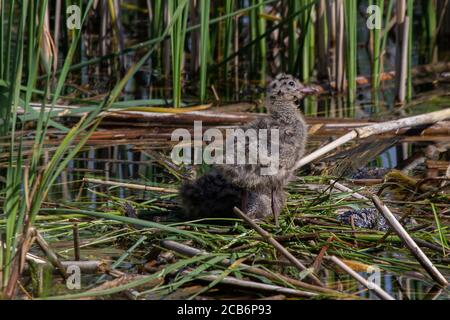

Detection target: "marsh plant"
[0, 0, 448, 300]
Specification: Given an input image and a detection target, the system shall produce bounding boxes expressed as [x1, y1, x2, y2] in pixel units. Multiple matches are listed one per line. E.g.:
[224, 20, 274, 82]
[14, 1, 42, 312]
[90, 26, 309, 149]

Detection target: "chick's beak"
[299, 86, 319, 95]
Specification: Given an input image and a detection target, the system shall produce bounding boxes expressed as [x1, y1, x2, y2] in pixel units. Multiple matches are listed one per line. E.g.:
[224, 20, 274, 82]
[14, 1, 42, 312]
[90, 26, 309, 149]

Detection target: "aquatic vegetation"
[0, 0, 449, 300]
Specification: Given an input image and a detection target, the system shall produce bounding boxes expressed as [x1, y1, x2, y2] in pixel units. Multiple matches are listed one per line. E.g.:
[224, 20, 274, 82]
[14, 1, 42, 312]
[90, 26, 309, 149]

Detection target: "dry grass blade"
[372, 195, 449, 287]
[233, 207, 325, 288]
[327, 256, 395, 300]
[161, 240, 342, 296]
[83, 177, 178, 193]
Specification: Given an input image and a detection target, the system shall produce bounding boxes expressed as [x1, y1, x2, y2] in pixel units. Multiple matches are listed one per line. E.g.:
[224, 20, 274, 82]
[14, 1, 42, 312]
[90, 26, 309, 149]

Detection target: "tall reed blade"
[371, 0, 384, 89]
[199, 0, 210, 103]
[169, 0, 189, 108]
[344, 0, 357, 104]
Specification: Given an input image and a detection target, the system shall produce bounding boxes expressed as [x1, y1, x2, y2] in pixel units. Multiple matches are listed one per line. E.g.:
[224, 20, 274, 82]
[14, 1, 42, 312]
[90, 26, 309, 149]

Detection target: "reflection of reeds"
[169, 0, 189, 108]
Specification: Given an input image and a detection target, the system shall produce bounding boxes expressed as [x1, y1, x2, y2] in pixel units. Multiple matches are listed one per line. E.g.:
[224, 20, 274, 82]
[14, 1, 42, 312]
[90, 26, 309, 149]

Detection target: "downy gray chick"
[180, 74, 314, 223]
[216, 74, 314, 224]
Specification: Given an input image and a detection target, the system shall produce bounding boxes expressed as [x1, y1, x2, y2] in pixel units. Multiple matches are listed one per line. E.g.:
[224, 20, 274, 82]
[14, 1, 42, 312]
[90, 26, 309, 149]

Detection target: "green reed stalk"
[316, 0, 328, 79]
[371, 0, 384, 89]
[407, 0, 413, 101]
[380, 0, 393, 68]
[151, 0, 164, 39]
[0, 0, 4, 77]
[4, 0, 14, 81]
[169, 0, 189, 107]
[249, 0, 267, 83]
[150, 0, 164, 70]
[424, 0, 437, 62]
[223, 0, 234, 82]
[3, 0, 28, 287]
[344, 0, 357, 104]
[208, 4, 218, 62]
[308, 0, 315, 78]
[299, 0, 315, 82]
[223, 0, 234, 73]
[257, 0, 267, 84]
[199, 0, 210, 103]
[287, 0, 299, 73]
[250, 0, 258, 75]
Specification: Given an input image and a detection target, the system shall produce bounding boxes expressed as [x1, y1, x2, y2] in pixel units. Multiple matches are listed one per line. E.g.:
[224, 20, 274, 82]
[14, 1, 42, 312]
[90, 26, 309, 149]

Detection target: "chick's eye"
[272, 83, 277, 88]
[289, 81, 295, 86]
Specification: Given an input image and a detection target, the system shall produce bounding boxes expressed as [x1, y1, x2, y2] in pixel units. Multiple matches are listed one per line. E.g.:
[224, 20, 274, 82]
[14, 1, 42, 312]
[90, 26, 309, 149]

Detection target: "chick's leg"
[241, 190, 248, 213]
[271, 189, 279, 226]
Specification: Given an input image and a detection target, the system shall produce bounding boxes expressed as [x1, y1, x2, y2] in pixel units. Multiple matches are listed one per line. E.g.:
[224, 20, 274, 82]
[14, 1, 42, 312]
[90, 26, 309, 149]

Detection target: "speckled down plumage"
[337, 208, 415, 231]
[350, 168, 391, 179]
[180, 169, 285, 220]
[180, 74, 311, 220]
[216, 74, 308, 193]
[338, 208, 390, 231]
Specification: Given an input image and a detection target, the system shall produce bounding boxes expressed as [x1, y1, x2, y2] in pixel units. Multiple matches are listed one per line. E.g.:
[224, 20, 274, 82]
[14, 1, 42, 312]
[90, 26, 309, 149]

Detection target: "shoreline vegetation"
[0, 1, 449, 300]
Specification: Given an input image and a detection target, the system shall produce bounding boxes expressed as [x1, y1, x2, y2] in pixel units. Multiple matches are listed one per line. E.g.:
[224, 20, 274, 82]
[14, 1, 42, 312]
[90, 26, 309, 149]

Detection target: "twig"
[3, 223, 37, 298]
[161, 240, 341, 296]
[34, 230, 68, 280]
[73, 224, 81, 261]
[183, 271, 318, 298]
[295, 108, 450, 169]
[24, 259, 108, 274]
[372, 195, 448, 287]
[83, 177, 178, 193]
[329, 179, 369, 201]
[327, 256, 395, 300]
[395, 0, 408, 103]
[83, 274, 162, 300]
[233, 207, 325, 287]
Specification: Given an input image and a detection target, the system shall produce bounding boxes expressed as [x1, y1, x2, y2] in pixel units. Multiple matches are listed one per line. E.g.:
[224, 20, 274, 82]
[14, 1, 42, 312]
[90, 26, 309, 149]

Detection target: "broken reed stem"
[34, 230, 68, 280]
[161, 240, 341, 296]
[397, 16, 410, 103]
[327, 256, 395, 300]
[395, 0, 407, 102]
[296, 130, 358, 169]
[329, 179, 369, 201]
[3, 228, 38, 299]
[83, 274, 153, 300]
[371, 195, 449, 287]
[295, 108, 450, 169]
[83, 177, 178, 193]
[73, 224, 81, 261]
[24, 259, 107, 275]
[233, 207, 325, 287]
[182, 270, 318, 298]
